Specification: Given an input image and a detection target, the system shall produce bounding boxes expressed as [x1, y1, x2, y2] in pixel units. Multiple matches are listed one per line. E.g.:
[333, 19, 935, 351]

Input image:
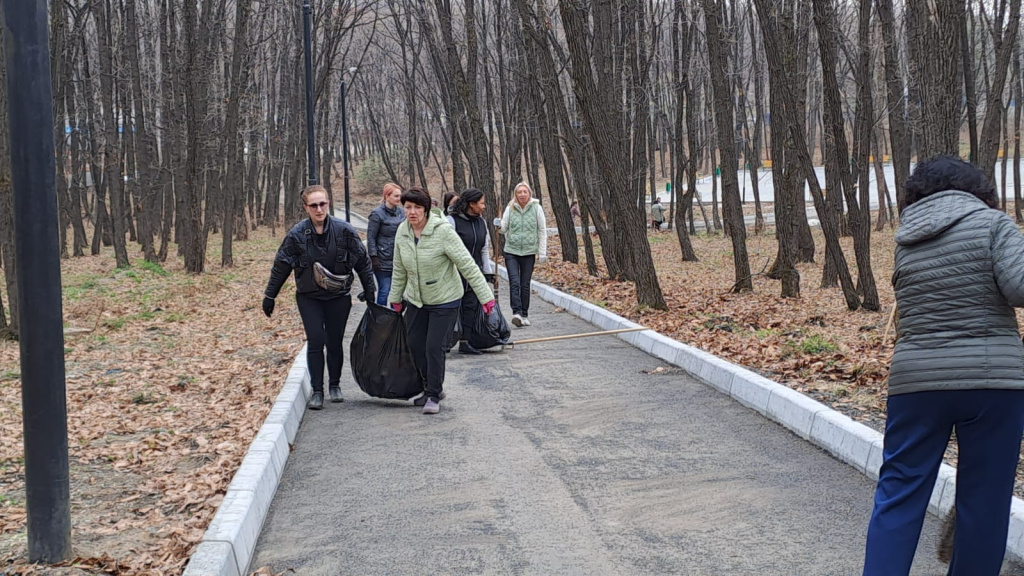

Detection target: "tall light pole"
[341, 66, 356, 222]
[0, 0, 72, 562]
[302, 0, 317, 186]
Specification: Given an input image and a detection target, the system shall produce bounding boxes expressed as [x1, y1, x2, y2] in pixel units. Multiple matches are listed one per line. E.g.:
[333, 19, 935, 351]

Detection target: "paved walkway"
[252, 286, 952, 575]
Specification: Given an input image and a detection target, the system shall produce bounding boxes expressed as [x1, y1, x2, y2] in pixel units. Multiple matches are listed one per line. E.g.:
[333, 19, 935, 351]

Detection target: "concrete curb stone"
[507, 267, 1024, 562]
[183, 346, 311, 576]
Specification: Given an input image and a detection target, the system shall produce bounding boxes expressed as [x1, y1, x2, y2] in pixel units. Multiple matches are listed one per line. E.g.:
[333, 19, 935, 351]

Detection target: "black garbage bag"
[350, 303, 424, 399]
[445, 311, 462, 352]
[467, 305, 512, 350]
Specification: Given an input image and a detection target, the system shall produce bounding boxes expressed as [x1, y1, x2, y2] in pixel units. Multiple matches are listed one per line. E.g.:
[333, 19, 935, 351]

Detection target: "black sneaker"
[413, 391, 446, 406]
[458, 342, 483, 355]
[308, 391, 324, 410]
[328, 385, 344, 403]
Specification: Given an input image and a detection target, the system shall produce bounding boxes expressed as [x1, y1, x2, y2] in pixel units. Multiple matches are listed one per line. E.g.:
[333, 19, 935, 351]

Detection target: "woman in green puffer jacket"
[499, 182, 547, 327]
[387, 187, 495, 415]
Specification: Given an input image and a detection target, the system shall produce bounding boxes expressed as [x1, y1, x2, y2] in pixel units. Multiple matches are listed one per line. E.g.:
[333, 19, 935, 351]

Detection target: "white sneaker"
[521, 317, 531, 326]
[512, 314, 523, 327]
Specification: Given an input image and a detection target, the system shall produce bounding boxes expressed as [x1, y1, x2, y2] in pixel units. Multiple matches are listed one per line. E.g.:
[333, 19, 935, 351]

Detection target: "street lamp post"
[0, 0, 72, 562]
[341, 66, 356, 223]
[302, 0, 317, 186]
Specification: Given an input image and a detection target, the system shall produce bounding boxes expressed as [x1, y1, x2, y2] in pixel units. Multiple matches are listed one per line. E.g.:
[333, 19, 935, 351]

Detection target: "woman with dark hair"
[863, 155, 1024, 574]
[447, 188, 497, 354]
[263, 185, 376, 410]
[388, 187, 496, 414]
[443, 191, 460, 215]
[366, 182, 405, 306]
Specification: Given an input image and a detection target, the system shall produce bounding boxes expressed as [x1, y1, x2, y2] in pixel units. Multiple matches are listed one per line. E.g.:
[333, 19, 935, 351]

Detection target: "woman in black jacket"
[447, 188, 497, 354]
[366, 183, 404, 306]
[263, 185, 376, 410]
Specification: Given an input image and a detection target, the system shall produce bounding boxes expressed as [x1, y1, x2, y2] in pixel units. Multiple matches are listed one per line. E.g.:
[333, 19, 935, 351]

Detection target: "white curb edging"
[503, 267, 1024, 562]
[183, 346, 312, 576]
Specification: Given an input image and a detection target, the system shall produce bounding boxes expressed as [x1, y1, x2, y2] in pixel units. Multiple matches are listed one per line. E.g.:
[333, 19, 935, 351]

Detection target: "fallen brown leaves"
[0, 228, 306, 573]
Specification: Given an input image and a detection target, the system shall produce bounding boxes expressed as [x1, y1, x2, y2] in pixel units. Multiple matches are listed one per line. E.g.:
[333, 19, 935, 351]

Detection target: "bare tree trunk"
[222, 0, 254, 267]
[877, 0, 912, 210]
[701, 0, 752, 292]
[0, 47, 16, 337]
[92, 0, 131, 268]
[907, 0, 965, 160]
[1015, 44, 1024, 222]
[673, 0, 698, 261]
[559, 0, 667, 308]
[757, 0, 859, 309]
[125, 0, 159, 261]
[978, 0, 1022, 183]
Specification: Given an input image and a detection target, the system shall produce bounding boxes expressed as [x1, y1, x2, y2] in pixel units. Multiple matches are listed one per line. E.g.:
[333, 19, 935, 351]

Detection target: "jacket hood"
[895, 190, 990, 246]
[421, 207, 449, 235]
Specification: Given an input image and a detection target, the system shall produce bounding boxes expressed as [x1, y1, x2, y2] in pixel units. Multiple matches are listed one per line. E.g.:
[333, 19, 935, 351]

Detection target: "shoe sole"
[329, 396, 344, 403]
[512, 317, 523, 327]
[413, 392, 447, 407]
[422, 407, 439, 414]
[308, 404, 324, 411]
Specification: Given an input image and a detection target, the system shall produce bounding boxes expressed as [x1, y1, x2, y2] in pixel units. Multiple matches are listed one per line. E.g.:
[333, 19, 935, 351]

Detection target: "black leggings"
[296, 294, 352, 392]
[405, 304, 459, 400]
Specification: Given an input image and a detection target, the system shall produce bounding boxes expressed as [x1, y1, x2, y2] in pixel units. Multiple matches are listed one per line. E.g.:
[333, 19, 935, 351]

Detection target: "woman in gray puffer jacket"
[863, 155, 1024, 575]
[366, 183, 405, 306]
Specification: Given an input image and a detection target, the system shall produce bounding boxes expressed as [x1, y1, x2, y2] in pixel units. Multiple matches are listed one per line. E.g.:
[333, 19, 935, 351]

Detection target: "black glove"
[262, 297, 275, 318]
[357, 291, 367, 302]
[484, 273, 495, 284]
[371, 256, 382, 274]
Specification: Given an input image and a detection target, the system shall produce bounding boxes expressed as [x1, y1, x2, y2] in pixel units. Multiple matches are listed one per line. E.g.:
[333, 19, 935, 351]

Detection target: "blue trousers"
[864, 389, 1024, 576]
[374, 271, 392, 307]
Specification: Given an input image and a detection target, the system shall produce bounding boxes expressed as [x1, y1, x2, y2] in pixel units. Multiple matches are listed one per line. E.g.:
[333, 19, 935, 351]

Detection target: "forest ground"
[0, 231, 307, 573]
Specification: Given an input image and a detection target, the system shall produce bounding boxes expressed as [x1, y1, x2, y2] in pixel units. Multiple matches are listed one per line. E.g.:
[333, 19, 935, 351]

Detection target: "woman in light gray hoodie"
[863, 155, 1024, 575]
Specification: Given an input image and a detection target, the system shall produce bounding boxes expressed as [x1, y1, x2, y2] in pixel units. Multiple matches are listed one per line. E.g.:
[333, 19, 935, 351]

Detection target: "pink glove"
[482, 300, 496, 315]
[391, 302, 403, 313]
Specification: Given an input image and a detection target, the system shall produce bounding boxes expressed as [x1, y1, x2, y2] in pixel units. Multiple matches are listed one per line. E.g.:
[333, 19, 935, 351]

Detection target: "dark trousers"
[864, 389, 1024, 576]
[405, 304, 459, 400]
[504, 252, 535, 317]
[296, 294, 352, 392]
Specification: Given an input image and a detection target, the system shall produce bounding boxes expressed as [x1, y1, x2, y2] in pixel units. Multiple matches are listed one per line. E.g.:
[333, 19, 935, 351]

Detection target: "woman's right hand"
[262, 297, 275, 318]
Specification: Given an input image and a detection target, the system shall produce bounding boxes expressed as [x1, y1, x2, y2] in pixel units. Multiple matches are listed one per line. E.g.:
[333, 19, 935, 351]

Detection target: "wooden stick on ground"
[504, 327, 648, 348]
[882, 305, 898, 345]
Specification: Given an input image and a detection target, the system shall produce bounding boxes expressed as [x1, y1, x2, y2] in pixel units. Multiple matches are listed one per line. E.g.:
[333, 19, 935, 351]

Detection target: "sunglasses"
[306, 201, 329, 210]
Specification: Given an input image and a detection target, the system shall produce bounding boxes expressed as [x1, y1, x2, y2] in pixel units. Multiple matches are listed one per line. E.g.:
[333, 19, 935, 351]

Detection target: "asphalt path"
[252, 285, 955, 575]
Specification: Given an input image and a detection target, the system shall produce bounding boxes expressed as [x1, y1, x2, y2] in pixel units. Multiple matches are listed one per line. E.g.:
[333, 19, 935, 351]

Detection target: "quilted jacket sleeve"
[991, 211, 1024, 307]
[366, 208, 381, 257]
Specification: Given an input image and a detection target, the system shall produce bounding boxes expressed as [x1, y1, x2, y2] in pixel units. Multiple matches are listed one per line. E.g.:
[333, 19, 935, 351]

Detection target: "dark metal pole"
[0, 0, 72, 562]
[302, 0, 317, 185]
[341, 79, 351, 222]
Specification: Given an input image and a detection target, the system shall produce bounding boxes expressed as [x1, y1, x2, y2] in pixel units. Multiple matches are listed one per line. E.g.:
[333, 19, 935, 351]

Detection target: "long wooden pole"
[504, 327, 647, 347]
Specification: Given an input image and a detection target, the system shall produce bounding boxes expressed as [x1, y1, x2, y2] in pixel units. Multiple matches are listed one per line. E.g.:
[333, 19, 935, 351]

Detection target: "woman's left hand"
[538, 256, 549, 265]
[482, 300, 496, 315]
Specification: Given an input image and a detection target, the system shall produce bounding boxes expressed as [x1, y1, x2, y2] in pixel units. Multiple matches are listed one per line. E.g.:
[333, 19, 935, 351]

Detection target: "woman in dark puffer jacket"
[863, 155, 1024, 575]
